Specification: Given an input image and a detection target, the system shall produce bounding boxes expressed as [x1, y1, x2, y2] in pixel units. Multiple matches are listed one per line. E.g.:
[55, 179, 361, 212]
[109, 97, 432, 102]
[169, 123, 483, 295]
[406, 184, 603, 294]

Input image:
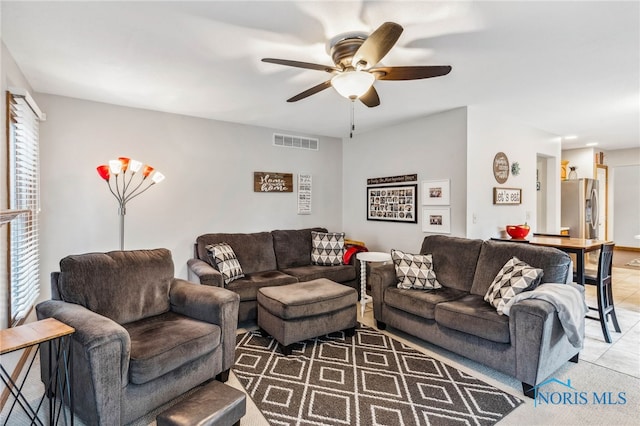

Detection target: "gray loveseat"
[36, 249, 239, 425]
[188, 227, 358, 322]
[371, 235, 584, 397]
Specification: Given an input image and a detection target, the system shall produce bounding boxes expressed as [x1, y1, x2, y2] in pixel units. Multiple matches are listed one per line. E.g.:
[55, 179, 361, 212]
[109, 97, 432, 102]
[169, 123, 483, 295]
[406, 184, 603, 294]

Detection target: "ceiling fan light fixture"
[331, 71, 375, 100]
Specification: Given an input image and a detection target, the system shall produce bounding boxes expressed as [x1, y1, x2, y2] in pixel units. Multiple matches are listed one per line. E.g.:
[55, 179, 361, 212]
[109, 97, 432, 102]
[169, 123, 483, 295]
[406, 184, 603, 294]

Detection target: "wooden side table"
[356, 251, 392, 317]
[1, 318, 75, 425]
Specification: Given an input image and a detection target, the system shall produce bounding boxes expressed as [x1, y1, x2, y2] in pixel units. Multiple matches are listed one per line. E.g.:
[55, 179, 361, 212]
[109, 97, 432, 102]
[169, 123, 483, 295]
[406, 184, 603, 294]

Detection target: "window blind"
[8, 90, 43, 326]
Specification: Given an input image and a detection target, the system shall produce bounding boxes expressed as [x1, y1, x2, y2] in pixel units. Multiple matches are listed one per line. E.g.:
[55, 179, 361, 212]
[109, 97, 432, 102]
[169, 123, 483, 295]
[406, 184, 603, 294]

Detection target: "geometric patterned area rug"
[234, 325, 523, 426]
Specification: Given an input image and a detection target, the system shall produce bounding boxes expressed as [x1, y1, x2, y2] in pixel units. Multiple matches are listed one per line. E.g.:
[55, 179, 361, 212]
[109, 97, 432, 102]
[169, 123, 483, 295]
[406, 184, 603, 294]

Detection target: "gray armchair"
[36, 248, 239, 425]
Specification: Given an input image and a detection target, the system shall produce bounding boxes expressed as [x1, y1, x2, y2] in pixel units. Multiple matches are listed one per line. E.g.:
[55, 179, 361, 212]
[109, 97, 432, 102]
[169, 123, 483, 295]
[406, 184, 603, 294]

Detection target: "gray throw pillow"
[392, 249, 441, 290]
[484, 256, 543, 314]
[311, 231, 345, 266]
[206, 242, 245, 285]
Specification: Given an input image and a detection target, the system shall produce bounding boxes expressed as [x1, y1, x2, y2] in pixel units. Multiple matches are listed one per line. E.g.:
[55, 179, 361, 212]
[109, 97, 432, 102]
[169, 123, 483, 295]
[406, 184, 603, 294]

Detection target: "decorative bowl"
[506, 225, 530, 239]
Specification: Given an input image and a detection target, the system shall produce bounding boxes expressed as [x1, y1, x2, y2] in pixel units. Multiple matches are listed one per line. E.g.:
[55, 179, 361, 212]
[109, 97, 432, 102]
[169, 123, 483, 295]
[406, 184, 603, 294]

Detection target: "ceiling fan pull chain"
[350, 100, 355, 138]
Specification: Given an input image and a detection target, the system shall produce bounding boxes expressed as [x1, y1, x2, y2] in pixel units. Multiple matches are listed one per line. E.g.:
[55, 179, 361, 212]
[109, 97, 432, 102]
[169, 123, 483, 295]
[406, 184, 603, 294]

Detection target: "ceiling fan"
[262, 22, 452, 107]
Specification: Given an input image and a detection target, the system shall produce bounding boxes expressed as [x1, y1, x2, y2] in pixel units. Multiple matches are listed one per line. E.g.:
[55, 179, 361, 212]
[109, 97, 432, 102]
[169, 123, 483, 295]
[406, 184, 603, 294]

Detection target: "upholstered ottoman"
[257, 278, 358, 355]
[156, 380, 246, 426]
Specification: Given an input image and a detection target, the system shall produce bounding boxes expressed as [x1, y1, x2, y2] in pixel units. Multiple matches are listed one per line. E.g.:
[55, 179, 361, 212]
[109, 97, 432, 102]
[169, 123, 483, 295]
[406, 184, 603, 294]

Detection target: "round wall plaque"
[493, 152, 510, 184]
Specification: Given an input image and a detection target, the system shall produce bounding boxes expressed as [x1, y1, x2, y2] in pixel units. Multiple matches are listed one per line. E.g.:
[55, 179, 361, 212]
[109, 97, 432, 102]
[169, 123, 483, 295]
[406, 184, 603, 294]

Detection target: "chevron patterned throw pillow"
[391, 249, 441, 290]
[311, 231, 345, 266]
[484, 256, 543, 315]
[206, 242, 245, 285]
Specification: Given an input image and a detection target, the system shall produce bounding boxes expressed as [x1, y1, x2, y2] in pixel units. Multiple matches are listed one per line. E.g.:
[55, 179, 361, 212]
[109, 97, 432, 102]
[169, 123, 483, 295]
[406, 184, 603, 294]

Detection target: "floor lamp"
[96, 157, 165, 250]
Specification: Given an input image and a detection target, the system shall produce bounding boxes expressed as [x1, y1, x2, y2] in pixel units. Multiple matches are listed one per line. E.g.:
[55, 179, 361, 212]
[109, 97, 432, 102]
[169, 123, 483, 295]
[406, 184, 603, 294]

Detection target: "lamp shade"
[109, 160, 122, 175]
[151, 171, 165, 184]
[118, 157, 130, 172]
[142, 165, 154, 177]
[331, 71, 375, 99]
[129, 159, 143, 173]
[96, 165, 110, 181]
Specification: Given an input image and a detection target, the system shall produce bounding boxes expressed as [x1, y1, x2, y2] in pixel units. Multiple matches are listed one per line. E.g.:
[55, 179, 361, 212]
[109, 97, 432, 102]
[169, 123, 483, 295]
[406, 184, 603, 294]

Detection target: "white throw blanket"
[502, 283, 587, 348]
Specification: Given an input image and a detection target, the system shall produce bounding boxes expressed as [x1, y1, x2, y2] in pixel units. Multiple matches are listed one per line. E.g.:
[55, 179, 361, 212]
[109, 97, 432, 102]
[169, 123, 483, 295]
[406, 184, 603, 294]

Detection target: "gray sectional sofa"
[370, 235, 584, 397]
[188, 227, 358, 322]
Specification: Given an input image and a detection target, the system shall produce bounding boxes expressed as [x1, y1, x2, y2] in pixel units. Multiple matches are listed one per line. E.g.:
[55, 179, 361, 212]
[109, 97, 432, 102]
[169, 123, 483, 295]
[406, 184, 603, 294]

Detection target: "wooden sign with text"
[367, 174, 417, 185]
[254, 172, 293, 192]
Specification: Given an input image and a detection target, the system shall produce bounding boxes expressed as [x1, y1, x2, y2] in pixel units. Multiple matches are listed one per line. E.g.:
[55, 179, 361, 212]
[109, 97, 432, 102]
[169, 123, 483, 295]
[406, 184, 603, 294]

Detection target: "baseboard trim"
[616, 246, 640, 253]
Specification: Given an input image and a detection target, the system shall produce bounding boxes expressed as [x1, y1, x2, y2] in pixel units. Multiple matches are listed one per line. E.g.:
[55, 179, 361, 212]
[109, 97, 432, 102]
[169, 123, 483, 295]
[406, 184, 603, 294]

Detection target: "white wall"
[466, 106, 562, 239]
[342, 108, 468, 253]
[536, 156, 548, 231]
[36, 94, 344, 300]
[562, 147, 596, 179]
[605, 147, 640, 248]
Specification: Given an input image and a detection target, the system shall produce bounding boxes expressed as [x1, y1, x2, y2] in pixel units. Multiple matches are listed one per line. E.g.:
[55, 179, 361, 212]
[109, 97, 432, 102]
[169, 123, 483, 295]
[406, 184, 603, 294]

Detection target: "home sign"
[254, 172, 293, 192]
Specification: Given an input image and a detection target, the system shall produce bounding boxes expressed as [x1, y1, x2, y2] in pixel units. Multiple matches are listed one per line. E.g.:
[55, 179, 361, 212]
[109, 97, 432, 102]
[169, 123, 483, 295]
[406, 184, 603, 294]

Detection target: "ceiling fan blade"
[372, 65, 452, 80]
[352, 22, 403, 69]
[262, 58, 337, 73]
[287, 80, 333, 102]
[359, 86, 380, 108]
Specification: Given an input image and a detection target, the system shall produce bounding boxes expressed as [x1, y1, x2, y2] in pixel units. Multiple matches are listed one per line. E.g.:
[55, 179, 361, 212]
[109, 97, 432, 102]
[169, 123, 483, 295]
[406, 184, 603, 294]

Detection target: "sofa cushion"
[206, 243, 245, 285]
[272, 227, 327, 269]
[124, 311, 221, 385]
[470, 240, 571, 297]
[385, 286, 467, 319]
[311, 231, 345, 266]
[280, 264, 357, 284]
[484, 257, 543, 314]
[257, 279, 357, 320]
[420, 235, 483, 292]
[57, 249, 173, 324]
[435, 294, 511, 343]
[391, 249, 441, 290]
[226, 271, 298, 302]
[196, 232, 277, 274]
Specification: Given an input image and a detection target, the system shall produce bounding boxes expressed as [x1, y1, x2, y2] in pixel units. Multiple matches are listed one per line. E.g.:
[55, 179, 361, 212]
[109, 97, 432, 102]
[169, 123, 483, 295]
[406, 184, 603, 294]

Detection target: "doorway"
[536, 154, 559, 233]
[595, 164, 608, 239]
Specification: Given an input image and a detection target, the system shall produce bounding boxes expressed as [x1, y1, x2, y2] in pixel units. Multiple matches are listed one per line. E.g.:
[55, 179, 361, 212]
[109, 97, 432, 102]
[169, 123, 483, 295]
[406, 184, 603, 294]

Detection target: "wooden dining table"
[526, 237, 612, 286]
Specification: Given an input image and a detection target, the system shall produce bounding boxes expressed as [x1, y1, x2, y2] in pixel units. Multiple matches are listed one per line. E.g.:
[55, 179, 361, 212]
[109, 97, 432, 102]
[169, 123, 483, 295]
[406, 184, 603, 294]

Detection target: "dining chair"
[584, 242, 620, 343]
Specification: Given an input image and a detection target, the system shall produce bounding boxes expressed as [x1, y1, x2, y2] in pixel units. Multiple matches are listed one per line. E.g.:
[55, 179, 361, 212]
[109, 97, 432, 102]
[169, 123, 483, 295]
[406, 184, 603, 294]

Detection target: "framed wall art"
[493, 187, 522, 205]
[367, 184, 417, 223]
[422, 207, 451, 234]
[297, 173, 312, 214]
[422, 179, 450, 205]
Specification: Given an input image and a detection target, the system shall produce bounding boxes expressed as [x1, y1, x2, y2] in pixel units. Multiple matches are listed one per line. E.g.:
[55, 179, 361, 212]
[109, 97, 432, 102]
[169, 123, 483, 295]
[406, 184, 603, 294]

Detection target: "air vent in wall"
[273, 133, 319, 151]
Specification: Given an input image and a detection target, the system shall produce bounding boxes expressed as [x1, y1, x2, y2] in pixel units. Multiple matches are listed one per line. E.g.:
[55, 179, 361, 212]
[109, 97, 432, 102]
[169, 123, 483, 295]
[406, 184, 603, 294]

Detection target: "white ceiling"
[2, 1, 639, 150]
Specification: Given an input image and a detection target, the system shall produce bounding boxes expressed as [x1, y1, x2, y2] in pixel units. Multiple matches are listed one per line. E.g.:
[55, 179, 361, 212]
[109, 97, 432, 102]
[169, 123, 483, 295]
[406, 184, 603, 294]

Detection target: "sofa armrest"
[509, 298, 581, 386]
[187, 258, 223, 287]
[170, 279, 240, 372]
[36, 300, 130, 425]
[369, 263, 396, 320]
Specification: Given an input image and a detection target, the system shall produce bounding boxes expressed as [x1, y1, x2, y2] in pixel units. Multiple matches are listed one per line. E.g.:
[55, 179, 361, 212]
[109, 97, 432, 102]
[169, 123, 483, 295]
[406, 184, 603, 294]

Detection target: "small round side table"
[356, 251, 392, 317]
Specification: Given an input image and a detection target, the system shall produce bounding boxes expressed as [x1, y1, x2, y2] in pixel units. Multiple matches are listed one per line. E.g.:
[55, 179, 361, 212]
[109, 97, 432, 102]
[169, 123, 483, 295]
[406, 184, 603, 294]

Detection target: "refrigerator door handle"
[591, 188, 599, 231]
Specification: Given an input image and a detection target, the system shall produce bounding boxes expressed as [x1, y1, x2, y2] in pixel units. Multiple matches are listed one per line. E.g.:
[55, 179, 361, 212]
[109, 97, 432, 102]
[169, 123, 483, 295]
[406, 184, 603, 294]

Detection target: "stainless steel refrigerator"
[561, 178, 599, 239]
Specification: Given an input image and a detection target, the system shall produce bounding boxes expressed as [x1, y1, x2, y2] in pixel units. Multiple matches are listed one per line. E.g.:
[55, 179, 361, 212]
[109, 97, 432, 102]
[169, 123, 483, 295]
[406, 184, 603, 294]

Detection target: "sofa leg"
[216, 369, 230, 383]
[522, 382, 536, 399]
[569, 353, 579, 363]
[376, 320, 386, 330]
[344, 327, 356, 337]
[281, 344, 292, 356]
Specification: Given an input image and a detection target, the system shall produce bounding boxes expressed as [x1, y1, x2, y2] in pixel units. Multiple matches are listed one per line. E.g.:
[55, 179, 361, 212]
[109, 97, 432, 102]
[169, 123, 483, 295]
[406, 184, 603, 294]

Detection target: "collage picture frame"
[367, 184, 417, 223]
